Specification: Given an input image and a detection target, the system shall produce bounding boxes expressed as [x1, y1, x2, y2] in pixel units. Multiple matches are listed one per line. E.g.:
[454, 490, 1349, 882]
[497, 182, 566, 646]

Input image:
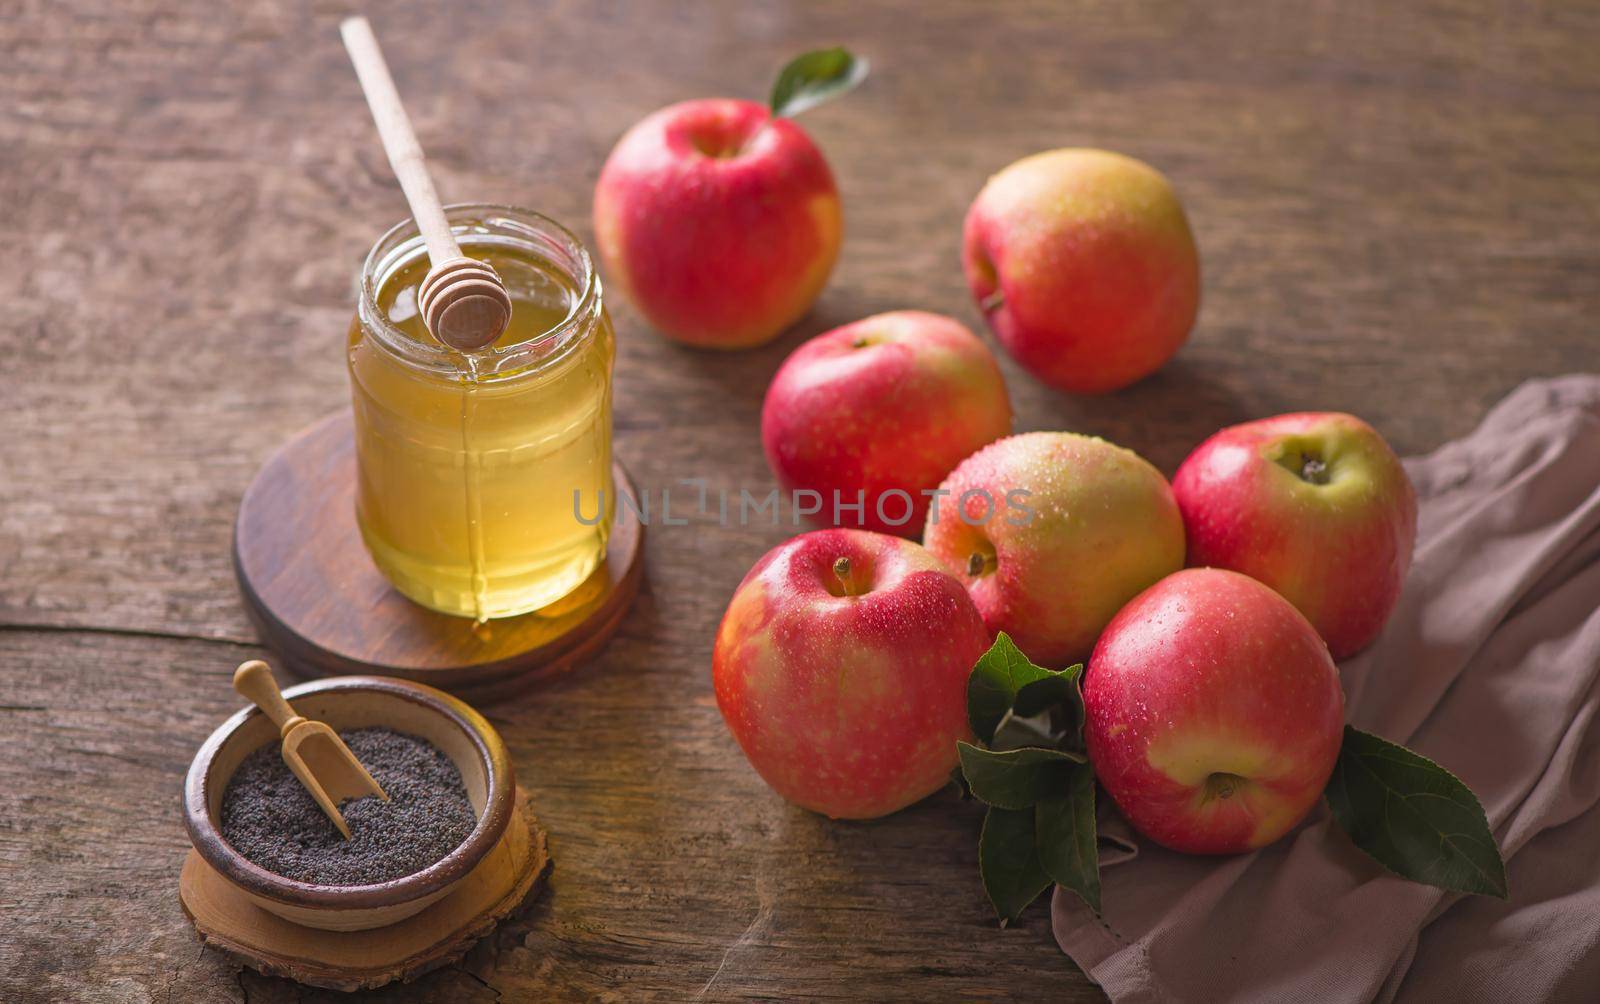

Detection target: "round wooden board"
[180, 786, 550, 992]
[234, 411, 644, 702]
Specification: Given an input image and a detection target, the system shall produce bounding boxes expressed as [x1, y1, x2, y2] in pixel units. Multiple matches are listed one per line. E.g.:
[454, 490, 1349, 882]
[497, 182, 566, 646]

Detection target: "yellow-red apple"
[963, 149, 1199, 393]
[712, 529, 987, 819]
[761, 311, 1012, 537]
[922, 432, 1185, 668]
[1173, 412, 1417, 658]
[1084, 568, 1346, 854]
[594, 98, 841, 348]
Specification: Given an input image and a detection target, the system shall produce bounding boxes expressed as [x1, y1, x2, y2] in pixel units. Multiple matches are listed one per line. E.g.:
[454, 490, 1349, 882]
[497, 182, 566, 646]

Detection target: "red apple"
[594, 98, 841, 348]
[761, 311, 1012, 537]
[963, 148, 1200, 394]
[922, 432, 1185, 667]
[1172, 412, 1417, 658]
[712, 528, 988, 819]
[1084, 568, 1345, 855]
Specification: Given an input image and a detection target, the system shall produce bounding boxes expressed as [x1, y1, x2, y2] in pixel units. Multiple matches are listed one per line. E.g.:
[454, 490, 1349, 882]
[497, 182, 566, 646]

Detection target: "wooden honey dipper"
[232, 660, 388, 840]
[340, 16, 511, 352]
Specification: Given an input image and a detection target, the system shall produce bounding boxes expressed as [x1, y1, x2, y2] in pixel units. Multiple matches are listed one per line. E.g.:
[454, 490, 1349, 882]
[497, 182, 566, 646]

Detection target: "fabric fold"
[1053, 375, 1600, 1003]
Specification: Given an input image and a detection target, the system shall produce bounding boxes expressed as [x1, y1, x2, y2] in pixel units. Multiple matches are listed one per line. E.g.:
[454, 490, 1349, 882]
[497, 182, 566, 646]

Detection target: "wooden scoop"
[340, 16, 512, 352]
[232, 660, 388, 840]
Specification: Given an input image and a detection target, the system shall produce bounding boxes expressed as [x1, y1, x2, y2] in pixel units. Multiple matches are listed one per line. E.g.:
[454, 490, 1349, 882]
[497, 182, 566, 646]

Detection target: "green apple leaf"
[958, 742, 1084, 810]
[965, 636, 1101, 924]
[1325, 726, 1508, 899]
[1016, 662, 1087, 750]
[769, 48, 868, 119]
[968, 633, 1077, 744]
[1036, 761, 1101, 913]
[979, 805, 1053, 926]
[1014, 668, 1072, 717]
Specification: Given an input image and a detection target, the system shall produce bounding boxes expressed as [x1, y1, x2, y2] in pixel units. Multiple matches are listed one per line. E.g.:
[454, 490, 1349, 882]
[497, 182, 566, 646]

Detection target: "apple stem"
[832, 556, 855, 597]
[1204, 772, 1245, 803]
[967, 551, 996, 577]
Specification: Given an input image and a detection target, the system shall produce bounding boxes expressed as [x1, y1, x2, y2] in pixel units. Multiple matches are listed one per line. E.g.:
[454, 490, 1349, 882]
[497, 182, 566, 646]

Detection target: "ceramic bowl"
[184, 675, 514, 932]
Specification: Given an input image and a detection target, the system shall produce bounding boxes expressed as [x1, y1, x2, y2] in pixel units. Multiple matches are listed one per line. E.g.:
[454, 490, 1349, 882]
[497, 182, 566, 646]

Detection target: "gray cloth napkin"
[1053, 375, 1600, 1003]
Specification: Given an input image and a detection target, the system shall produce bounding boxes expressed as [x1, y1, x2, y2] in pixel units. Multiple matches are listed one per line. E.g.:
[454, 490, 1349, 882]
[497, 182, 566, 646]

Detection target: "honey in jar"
[347, 205, 615, 620]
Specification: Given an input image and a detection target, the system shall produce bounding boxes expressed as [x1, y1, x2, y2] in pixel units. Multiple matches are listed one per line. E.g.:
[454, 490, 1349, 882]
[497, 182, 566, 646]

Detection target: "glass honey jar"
[348, 204, 615, 621]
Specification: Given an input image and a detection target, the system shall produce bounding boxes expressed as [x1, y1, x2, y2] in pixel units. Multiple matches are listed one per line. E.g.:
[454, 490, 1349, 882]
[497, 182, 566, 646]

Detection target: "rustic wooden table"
[3, 1, 1596, 1000]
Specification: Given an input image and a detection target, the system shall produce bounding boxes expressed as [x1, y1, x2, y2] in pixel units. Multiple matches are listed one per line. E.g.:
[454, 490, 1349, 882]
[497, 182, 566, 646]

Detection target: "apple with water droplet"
[1172, 412, 1417, 658]
[761, 310, 1013, 537]
[594, 97, 841, 348]
[962, 148, 1200, 394]
[922, 431, 1185, 668]
[1084, 568, 1346, 854]
[712, 528, 988, 818]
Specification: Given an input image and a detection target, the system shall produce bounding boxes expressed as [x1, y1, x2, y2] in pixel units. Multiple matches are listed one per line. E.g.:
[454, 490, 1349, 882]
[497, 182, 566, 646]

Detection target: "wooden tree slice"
[180, 787, 550, 992]
[234, 412, 644, 701]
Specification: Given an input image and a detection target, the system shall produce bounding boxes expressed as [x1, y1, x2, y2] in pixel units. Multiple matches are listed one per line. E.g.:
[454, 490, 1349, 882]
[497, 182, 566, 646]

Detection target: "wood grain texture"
[2, 1, 1597, 1001]
[234, 413, 645, 700]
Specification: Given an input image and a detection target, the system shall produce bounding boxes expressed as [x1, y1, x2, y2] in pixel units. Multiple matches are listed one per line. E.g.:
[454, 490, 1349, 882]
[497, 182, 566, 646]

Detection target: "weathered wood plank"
[3, 0, 1598, 1000]
[0, 630, 1091, 1001]
[3, 0, 1597, 637]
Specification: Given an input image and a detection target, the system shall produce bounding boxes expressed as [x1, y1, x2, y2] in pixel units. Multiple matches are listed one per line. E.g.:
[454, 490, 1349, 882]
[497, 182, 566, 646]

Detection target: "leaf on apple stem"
[1036, 761, 1101, 913]
[1017, 663, 1087, 750]
[958, 742, 1084, 810]
[979, 805, 1053, 926]
[1325, 726, 1509, 899]
[964, 634, 1102, 924]
[967, 632, 1085, 746]
[1014, 667, 1078, 718]
[769, 48, 869, 119]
